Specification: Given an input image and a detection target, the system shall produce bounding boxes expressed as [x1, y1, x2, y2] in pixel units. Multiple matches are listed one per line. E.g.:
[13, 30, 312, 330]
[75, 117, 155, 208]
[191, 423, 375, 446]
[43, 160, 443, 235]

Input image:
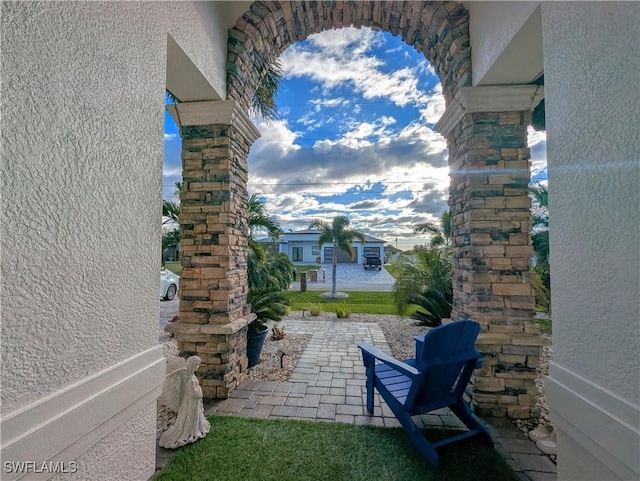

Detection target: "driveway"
[292, 263, 395, 292]
[159, 297, 179, 330]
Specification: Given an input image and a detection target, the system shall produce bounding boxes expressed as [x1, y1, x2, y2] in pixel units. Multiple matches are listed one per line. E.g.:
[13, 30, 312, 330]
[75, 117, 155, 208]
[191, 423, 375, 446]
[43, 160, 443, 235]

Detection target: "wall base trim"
[546, 362, 640, 480]
[0, 346, 166, 480]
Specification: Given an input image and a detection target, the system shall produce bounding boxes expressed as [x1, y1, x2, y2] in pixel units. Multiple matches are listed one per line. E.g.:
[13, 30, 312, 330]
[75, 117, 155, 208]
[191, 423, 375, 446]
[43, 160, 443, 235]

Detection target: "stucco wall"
[0, 1, 235, 478]
[467, 1, 542, 85]
[50, 403, 157, 481]
[1, 0, 165, 414]
[542, 2, 640, 478]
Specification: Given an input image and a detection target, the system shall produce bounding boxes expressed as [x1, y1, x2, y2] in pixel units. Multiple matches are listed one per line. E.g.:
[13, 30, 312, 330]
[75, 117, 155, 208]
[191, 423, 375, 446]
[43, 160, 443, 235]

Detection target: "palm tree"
[529, 184, 550, 312]
[250, 57, 284, 123]
[162, 182, 183, 261]
[387, 249, 453, 326]
[414, 211, 451, 249]
[247, 193, 283, 263]
[309, 216, 365, 299]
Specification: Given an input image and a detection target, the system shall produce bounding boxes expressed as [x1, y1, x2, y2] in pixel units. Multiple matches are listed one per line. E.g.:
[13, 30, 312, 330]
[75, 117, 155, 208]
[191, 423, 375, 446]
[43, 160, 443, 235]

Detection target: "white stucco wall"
[0, 2, 237, 479]
[467, 1, 543, 85]
[165, 1, 251, 101]
[542, 2, 640, 479]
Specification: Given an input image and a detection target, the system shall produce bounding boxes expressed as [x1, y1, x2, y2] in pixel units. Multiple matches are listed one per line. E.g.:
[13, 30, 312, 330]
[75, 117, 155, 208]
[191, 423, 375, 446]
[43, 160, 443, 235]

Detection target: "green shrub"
[335, 303, 351, 319]
[307, 303, 323, 317]
[247, 289, 289, 334]
[533, 267, 551, 314]
[406, 288, 452, 327]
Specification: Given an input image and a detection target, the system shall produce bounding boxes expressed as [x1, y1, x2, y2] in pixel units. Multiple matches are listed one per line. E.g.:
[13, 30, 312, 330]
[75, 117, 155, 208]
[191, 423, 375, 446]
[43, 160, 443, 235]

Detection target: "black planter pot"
[247, 328, 268, 367]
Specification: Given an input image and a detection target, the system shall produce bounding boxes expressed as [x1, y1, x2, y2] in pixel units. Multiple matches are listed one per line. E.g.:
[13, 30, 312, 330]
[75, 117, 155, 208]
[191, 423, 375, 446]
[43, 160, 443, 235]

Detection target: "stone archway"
[170, 0, 544, 421]
[226, 1, 471, 109]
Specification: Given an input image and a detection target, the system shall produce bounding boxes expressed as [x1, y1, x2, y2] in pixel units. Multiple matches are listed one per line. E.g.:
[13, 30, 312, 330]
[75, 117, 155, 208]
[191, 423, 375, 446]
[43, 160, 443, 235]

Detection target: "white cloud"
[418, 83, 446, 125]
[164, 133, 178, 141]
[280, 27, 434, 108]
[250, 118, 301, 158]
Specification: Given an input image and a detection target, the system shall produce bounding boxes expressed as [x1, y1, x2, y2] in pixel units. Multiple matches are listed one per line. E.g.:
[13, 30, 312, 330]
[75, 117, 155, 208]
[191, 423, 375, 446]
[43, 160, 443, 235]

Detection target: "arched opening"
[169, 0, 544, 422]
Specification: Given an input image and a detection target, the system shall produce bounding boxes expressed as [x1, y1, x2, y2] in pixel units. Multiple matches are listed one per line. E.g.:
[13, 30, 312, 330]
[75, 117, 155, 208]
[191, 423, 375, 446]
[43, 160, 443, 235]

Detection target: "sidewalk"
[156, 318, 556, 480]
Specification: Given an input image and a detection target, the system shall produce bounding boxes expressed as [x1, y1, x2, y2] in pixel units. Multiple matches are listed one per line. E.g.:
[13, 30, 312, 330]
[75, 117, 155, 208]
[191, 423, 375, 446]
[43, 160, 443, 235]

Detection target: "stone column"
[165, 100, 260, 399]
[436, 86, 549, 419]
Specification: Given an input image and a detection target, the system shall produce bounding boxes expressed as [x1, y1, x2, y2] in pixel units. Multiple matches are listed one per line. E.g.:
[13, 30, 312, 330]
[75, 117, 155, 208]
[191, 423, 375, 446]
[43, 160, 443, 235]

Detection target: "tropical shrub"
[307, 303, 323, 317]
[406, 289, 452, 327]
[335, 303, 351, 319]
[248, 252, 293, 291]
[247, 289, 290, 334]
[389, 249, 453, 319]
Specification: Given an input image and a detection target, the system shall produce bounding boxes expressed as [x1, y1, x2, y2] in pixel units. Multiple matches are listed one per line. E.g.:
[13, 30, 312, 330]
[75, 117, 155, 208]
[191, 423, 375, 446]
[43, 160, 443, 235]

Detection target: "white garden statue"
[158, 356, 210, 449]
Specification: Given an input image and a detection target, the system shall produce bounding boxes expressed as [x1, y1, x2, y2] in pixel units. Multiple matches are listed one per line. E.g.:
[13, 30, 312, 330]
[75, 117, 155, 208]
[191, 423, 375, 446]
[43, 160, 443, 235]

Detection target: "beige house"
[1, 2, 637, 480]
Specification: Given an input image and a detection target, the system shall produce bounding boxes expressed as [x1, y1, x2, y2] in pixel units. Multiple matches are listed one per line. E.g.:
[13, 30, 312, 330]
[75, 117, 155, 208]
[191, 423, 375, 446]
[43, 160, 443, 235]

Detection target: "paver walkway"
[212, 320, 463, 428]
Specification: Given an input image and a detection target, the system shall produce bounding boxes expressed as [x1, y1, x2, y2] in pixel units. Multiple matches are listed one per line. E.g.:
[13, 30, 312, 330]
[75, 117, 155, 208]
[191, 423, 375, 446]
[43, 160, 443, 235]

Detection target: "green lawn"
[155, 416, 519, 481]
[164, 261, 182, 276]
[283, 290, 408, 316]
[293, 264, 324, 274]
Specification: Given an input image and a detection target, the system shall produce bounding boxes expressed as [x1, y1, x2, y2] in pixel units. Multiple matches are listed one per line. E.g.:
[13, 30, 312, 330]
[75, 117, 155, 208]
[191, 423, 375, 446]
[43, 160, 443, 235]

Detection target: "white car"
[160, 267, 179, 301]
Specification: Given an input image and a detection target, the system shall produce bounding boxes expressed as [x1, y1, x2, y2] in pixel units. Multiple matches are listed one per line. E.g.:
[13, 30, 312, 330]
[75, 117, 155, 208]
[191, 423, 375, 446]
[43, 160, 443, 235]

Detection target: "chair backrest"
[407, 320, 481, 410]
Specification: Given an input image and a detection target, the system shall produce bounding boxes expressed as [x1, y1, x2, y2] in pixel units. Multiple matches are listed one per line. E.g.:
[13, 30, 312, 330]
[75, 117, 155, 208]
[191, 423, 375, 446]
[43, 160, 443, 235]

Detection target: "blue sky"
[164, 27, 547, 250]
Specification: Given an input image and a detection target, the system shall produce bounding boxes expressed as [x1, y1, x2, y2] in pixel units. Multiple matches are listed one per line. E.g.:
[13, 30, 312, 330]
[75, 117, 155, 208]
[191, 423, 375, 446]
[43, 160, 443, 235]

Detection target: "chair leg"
[365, 368, 374, 414]
[391, 405, 440, 467]
[449, 401, 493, 446]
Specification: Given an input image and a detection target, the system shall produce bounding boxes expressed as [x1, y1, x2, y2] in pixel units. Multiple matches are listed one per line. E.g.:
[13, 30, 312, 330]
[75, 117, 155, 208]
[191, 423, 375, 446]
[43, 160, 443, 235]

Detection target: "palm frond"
[250, 58, 284, 123]
[407, 289, 453, 327]
[247, 288, 290, 333]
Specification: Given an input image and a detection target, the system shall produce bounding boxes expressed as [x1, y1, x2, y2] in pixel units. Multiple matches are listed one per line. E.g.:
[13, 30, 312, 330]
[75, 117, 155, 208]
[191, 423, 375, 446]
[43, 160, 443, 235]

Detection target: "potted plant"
[246, 288, 289, 367]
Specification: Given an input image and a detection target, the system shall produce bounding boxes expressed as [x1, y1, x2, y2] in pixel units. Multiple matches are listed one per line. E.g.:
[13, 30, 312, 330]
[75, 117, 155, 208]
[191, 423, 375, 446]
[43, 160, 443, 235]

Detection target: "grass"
[536, 317, 552, 335]
[293, 264, 324, 274]
[155, 416, 519, 481]
[164, 261, 182, 276]
[283, 290, 409, 316]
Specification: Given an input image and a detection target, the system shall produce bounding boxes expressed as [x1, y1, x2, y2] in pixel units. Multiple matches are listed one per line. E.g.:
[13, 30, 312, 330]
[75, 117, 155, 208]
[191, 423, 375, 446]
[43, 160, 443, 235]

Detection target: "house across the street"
[259, 230, 385, 264]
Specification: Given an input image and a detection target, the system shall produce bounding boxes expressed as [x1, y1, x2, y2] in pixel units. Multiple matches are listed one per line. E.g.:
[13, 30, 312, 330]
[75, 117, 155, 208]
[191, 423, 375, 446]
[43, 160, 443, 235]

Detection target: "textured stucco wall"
[0, 0, 233, 415]
[2, 0, 163, 413]
[50, 403, 157, 481]
[467, 1, 541, 84]
[1, 2, 230, 478]
[543, 3, 640, 478]
[543, 1, 639, 403]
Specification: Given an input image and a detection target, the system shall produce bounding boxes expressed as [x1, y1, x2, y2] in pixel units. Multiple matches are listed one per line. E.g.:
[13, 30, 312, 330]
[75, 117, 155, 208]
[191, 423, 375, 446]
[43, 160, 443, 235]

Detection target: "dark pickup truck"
[363, 254, 382, 270]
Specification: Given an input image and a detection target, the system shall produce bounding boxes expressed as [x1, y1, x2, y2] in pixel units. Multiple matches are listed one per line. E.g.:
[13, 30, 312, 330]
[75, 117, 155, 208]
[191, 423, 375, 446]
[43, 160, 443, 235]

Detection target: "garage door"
[323, 247, 358, 263]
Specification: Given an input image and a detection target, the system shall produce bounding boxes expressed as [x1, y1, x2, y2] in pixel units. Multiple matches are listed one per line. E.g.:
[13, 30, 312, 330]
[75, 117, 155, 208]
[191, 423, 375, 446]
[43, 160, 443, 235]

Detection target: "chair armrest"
[358, 343, 420, 378]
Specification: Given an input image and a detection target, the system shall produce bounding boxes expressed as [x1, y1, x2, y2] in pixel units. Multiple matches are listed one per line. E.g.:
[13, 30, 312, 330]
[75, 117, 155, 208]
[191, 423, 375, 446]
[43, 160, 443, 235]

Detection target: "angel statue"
[158, 356, 210, 449]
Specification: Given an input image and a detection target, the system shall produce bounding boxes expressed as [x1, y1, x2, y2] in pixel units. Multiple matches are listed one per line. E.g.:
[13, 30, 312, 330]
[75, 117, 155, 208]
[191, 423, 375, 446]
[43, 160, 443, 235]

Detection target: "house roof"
[281, 230, 386, 243]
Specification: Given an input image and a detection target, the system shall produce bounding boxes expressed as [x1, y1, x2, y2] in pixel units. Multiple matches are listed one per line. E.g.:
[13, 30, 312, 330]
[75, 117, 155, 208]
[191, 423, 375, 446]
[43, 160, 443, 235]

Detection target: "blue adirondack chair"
[358, 320, 493, 467]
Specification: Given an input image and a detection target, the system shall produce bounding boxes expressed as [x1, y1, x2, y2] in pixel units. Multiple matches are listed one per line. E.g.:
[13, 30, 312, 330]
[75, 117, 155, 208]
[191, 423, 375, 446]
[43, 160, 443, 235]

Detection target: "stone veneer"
[166, 100, 260, 399]
[437, 86, 547, 419]
[227, 1, 472, 109]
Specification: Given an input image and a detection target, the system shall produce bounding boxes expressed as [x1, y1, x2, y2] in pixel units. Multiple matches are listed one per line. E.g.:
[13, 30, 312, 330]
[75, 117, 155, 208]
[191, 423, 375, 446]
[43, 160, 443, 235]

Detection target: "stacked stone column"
[436, 86, 548, 419]
[165, 100, 260, 399]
